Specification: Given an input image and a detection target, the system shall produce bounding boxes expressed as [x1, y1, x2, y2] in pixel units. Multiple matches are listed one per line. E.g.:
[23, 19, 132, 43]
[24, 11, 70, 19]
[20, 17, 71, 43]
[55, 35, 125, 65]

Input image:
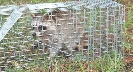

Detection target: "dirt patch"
[120, 0, 133, 71]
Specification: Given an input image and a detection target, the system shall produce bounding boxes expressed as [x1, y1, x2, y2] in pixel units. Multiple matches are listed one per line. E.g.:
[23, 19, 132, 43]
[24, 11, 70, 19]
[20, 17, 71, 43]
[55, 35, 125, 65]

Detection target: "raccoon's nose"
[38, 25, 47, 32]
[32, 32, 36, 36]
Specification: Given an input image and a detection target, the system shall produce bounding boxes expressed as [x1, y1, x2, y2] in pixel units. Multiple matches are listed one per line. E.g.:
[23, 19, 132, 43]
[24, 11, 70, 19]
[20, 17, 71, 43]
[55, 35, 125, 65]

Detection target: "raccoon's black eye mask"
[38, 25, 47, 32]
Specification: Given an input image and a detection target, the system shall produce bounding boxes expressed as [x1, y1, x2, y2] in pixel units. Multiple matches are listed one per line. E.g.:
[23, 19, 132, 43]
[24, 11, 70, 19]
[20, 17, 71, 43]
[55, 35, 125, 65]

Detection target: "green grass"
[4, 53, 124, 72]
[93, 51, 125, 72]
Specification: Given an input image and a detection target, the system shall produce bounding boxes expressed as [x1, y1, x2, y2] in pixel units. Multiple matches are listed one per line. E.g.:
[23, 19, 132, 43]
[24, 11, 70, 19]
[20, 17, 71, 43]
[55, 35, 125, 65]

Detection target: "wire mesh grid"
[0, 0, 125, 71]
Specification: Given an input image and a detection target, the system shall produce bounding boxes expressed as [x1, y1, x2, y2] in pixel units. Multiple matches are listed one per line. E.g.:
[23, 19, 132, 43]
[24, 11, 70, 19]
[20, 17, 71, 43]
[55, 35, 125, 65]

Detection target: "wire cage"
[0, 0, 125, 71]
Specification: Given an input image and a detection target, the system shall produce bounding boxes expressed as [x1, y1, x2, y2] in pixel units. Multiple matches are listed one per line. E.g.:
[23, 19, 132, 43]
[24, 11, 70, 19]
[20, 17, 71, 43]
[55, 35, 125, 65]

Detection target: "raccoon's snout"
[32, 32, 36, 36]
[38, 25, 47, 32]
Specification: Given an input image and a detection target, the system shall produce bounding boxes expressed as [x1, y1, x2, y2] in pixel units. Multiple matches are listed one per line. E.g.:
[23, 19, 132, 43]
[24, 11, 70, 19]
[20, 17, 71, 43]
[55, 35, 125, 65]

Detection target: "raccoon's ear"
[42, 14, 49, 20]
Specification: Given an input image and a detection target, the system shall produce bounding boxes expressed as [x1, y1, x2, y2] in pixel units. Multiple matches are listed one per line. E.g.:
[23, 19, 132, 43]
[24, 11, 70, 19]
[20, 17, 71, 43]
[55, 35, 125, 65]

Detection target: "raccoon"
[30, 9, 87, 58]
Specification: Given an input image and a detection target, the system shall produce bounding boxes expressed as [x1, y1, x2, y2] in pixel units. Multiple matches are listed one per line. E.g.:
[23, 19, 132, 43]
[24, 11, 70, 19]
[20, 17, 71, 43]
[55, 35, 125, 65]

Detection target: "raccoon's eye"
[38, 25, 42, 32]
[38, 25, 47, 32]
[43, 26, 47, 30]
[38, 25, 42, 29]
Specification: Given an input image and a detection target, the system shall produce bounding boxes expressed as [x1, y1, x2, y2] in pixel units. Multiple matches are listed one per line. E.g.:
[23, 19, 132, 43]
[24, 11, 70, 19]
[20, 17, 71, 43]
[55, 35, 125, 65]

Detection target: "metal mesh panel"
[0, 0, 125, 71]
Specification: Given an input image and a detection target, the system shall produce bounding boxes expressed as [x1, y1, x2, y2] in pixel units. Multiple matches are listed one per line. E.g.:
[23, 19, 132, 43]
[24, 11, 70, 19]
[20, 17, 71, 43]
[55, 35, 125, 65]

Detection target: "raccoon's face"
[31, 14, 56, 37]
